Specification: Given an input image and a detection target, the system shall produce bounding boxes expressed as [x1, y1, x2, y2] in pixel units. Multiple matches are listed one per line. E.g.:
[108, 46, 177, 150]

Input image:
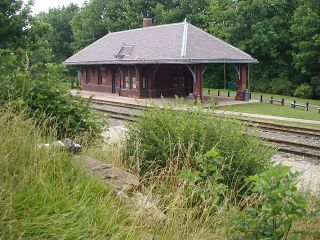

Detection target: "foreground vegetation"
[1, 106, 319, 239]
[0, 50, 103, 139]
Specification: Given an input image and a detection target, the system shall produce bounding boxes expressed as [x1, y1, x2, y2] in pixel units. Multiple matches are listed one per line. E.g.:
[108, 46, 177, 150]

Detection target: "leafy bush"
[179, 148, 228, 209]
[269, 78, 294, 96]
[0, 49, 104, 139]
[124, 103, 274, 190]
[294, 84, 313, 99]
[233, 165, 307, 239]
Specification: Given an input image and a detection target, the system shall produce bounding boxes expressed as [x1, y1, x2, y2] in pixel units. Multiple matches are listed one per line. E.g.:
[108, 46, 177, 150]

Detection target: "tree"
[70, 0, 123, 51]
[0, 0, 33, 49]
[70, 0, 209, 51]
[36, 4, 79, 62]
[291, 0, 320, 87]
[206, 0, 298, 93]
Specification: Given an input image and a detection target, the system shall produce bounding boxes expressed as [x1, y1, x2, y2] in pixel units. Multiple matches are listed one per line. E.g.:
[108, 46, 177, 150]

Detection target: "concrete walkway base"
[71, 90, 320, 125]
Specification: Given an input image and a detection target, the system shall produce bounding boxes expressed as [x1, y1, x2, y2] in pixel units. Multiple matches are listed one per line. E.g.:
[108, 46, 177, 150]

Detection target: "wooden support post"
[260, 95, 263, 102]
[235, 63, 248, 101]
[192, 64, 204, 102]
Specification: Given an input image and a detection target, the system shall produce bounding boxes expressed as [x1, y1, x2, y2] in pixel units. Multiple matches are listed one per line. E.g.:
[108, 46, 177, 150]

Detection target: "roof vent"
[143, 18, 152, 28]
[115, 44, 134, 59]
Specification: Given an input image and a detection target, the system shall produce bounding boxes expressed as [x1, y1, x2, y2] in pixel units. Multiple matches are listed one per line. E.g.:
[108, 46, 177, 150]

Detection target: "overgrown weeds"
[124, 103, 274, 192]
[1, 105, 319, 239]
[0, 108, 230, 239]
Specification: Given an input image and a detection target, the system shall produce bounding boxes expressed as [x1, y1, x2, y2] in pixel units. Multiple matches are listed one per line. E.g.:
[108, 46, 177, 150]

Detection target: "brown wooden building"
[65, 18, 258, 101]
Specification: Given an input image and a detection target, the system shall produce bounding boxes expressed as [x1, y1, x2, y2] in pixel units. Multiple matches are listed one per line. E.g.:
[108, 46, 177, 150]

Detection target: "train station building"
[65, 18, 258, 101]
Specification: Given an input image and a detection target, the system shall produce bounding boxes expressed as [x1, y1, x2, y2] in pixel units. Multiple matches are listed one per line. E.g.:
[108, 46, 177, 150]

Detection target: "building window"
[123, 67, 129, 89]
[142, 68, 146, 89]
[173, 77, 178, 88]
[86, 67, 90, 83]
[173, 77, 184, 88]
[98, 67, 102, 85]
[122, 66, 136, 89]
[179, 77, 185, 87]
[125, 76, 130, 88]
[130, 66, 136, 89]
[142, 77, 146, 89]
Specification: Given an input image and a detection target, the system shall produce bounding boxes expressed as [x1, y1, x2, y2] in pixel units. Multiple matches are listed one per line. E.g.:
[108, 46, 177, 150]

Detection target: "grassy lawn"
[217, 102, 320, 121]
[204, 88, 320, 107]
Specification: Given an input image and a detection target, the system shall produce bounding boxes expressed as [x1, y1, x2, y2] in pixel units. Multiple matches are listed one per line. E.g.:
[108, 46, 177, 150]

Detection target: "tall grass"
[0, 108, 137, 239]
[0, 108, 232, 239]
[1, 107, 318, 239]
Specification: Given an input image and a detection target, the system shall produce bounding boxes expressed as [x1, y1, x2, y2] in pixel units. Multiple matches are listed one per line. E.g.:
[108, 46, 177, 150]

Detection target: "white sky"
[28, 0, 87, 14]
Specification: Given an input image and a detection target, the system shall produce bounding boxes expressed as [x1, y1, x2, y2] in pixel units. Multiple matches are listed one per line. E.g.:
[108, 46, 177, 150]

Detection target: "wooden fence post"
[260, 95, 263, 102]
[218, 90, 220, 96]
[281, 98, 284, 106]
[270, 96, 273, 104]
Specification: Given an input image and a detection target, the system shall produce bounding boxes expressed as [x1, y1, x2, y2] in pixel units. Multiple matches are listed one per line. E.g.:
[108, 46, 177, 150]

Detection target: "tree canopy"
[0, 0, 32, 49]
[0, 0, 319, 98]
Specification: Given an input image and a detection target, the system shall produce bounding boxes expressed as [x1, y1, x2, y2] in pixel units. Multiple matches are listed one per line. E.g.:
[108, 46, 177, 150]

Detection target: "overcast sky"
[29, 0, 87, 14]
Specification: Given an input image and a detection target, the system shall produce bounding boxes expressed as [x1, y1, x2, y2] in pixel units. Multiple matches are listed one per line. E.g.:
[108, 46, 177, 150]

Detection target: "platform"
[70, 90, 257, 107]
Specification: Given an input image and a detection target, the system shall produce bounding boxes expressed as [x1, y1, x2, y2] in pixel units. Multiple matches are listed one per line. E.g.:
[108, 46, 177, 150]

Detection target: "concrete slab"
[70, 89, 255, 107]
[71, 90, 320, 125]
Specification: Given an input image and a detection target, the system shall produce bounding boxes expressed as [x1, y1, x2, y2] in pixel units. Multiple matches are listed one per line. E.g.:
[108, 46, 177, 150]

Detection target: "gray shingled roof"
[65, 21, 258, 65]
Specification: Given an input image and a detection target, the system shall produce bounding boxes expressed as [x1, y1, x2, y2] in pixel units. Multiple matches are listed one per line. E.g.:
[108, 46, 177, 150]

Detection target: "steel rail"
[91, 101, 320, 158]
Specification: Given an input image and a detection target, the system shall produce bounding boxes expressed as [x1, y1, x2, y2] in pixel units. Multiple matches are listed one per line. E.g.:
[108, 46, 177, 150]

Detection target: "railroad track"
[90, 100, 320, 159]
[245, 120, 320, 138]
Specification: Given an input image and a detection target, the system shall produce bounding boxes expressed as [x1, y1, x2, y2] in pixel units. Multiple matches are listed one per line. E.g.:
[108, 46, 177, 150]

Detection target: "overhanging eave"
[64, 58, 259, 66]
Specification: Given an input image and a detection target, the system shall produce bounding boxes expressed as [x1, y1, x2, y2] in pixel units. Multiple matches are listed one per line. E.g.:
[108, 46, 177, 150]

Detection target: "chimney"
[143, 18, 152, 28]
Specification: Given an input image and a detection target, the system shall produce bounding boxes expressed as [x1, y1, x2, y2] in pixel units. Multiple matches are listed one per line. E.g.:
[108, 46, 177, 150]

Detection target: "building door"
[112, 68, 116, 93]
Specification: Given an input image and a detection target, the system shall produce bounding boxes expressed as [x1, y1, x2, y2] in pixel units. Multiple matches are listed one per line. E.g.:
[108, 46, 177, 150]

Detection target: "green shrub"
[294, 84, 313, 99]
[179, 148, 228, 209]
[269, 79, 294, 96]
[0, 49, 104, 139]
[233, 165, 307, 239]
[124, 104, 274, 190]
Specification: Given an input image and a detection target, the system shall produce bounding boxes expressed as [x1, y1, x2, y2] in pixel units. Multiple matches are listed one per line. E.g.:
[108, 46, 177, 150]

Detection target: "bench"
[291, 100, 309, 111]
[270, 97, 284, 106]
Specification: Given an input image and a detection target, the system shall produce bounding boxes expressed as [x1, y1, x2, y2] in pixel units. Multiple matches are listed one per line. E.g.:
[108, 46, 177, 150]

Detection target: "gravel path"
[102, 119, 127, 143]
[259, 129, 320, 147]
[273, 153, 320, 194]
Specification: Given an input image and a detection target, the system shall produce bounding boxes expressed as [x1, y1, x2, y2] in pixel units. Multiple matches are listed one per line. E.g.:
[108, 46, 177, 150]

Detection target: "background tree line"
[1, 0, 319, 99]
